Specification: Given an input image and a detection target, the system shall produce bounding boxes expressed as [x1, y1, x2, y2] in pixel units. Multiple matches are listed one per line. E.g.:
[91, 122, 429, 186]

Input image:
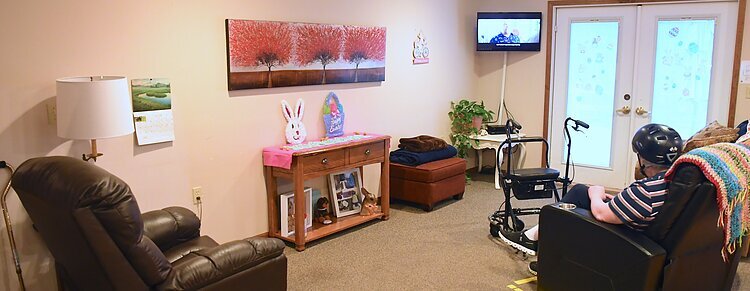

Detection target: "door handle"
[635, 107, 650, 116]
[616, 106, 631, 114]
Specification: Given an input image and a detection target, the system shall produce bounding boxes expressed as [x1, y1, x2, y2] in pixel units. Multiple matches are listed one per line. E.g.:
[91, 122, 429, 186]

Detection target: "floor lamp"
[1, 161, 25, 290]
[56, 76, 134, 161]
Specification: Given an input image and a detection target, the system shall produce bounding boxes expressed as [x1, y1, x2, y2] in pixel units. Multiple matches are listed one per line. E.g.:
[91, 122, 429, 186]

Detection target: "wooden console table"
[263, 135, 390, 251]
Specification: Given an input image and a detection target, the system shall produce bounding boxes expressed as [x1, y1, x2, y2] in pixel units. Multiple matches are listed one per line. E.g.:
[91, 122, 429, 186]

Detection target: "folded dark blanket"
[389, 145, 458, 166]
[398, 135, 448, 153]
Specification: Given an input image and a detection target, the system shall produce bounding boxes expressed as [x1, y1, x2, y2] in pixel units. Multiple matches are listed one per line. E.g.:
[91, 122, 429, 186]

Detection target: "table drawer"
[349, 141, 385, 164]
[303, 150, 346, 173]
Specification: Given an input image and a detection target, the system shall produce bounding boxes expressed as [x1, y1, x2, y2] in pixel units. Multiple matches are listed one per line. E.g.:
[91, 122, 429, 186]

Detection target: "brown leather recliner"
[12, 156, 287, 291]
[537, 164, 743, 291]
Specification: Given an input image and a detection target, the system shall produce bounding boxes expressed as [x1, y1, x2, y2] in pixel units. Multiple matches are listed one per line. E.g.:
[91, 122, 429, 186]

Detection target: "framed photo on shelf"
[328, 169, 363, 218]
[280, 187, 313, 237]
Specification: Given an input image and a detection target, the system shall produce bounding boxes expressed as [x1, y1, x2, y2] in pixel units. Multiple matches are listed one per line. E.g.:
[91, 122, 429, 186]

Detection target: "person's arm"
[588, 186, 624, 224]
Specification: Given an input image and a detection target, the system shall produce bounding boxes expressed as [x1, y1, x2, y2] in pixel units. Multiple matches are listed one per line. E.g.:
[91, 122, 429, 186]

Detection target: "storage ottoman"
[390, 158, 466, 211]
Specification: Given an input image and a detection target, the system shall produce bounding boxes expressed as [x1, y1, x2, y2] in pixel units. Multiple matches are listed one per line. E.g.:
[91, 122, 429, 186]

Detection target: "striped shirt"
[608, 171, 669, 231]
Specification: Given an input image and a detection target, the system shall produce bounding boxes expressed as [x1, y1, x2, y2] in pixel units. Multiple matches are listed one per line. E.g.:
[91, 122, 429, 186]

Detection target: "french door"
[549, 2, 737, 189]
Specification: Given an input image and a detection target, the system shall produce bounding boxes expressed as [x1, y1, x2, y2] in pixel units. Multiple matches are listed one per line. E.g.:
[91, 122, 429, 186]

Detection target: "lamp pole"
[83, 139, 103, 162]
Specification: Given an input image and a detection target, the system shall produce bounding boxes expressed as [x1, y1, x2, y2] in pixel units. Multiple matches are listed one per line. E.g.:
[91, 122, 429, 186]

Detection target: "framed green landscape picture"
[131, 78, 171, 112]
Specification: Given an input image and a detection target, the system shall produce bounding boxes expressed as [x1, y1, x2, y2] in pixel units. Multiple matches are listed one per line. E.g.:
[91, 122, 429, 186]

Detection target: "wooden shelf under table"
[273, 212, 384, 244]
[263, 135, 391, 251]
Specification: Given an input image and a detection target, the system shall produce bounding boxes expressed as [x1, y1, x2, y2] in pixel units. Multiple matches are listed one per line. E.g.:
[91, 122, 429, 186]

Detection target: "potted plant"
[448, 99, 494, 158]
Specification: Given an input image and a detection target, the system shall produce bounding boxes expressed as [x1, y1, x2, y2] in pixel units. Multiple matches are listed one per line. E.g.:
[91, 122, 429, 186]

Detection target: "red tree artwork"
[228, 20, 293, 88]
[344, 26, 386, 82]
[296, 24, 344, 84]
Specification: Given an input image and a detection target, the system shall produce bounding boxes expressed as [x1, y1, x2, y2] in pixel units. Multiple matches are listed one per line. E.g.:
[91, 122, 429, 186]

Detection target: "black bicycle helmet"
[631, 123, 683, 165]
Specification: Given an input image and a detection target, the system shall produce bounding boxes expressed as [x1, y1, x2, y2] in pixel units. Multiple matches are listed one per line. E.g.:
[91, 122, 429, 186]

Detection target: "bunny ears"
[281, 99, 305, 121]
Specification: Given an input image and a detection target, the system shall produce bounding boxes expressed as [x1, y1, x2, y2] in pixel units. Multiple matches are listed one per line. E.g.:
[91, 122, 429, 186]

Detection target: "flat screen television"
[477, 12, 542, 51]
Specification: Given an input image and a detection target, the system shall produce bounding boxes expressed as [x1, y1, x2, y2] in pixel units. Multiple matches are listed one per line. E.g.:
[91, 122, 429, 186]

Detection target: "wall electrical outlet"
[192, 187, 203, 204]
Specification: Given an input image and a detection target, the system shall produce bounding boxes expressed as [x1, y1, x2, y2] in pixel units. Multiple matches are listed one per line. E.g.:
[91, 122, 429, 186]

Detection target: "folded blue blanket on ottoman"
[389, 145, 458, 166]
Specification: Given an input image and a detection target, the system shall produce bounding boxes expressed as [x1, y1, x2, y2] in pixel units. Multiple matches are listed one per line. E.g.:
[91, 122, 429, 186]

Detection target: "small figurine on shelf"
[315, 197, 333, 225]
[360, 188, 378, 216]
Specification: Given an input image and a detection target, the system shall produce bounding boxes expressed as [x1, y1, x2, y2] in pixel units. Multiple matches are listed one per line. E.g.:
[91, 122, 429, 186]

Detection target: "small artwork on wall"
[226, 19, 387, 90]
[412, 31, 430, 64]
[130, 78, 174, 145]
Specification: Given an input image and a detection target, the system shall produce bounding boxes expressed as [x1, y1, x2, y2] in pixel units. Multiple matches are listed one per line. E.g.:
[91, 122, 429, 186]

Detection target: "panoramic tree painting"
[226, 19, 386, 90]
[344, 26, 386, 82]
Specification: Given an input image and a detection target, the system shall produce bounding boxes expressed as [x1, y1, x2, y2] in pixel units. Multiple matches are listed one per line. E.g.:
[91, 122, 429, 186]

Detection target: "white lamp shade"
[56, 76, 135, 140]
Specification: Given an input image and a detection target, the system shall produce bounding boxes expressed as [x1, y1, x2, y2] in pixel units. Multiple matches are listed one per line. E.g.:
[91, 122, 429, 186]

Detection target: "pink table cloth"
[263, 133, 385, 169]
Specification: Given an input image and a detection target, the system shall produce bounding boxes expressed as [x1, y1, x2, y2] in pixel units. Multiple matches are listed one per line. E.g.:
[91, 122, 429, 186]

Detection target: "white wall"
[473, 0, 550, 168]
[1, 0, 746, 289]
[0, 0, 478, 289]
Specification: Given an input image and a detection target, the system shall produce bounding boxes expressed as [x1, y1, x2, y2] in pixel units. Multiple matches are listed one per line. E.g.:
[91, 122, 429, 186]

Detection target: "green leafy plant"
[448, 100, 494, 159]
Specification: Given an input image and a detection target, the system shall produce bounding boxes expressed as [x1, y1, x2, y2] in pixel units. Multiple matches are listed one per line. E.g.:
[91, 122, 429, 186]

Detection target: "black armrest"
[537, 205, 666, 291]
[142, 207, 200, 251]
[156, 237, 285, 290]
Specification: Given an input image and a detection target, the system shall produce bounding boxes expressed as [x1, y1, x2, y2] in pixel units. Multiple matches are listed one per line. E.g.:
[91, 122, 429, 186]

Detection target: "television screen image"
[477, 12, 542, 51]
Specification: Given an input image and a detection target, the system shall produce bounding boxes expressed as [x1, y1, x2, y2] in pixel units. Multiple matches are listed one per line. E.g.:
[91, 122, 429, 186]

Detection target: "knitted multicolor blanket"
[665, 141, 750, 261]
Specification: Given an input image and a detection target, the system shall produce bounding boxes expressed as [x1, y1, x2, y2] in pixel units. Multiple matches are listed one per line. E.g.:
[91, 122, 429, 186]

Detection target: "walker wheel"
[511, 217, 525, 231]
[490, 223, 500, 237]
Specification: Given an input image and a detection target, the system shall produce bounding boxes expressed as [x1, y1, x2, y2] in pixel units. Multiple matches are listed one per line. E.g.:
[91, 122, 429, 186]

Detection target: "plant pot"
[472, 116, 483, 130]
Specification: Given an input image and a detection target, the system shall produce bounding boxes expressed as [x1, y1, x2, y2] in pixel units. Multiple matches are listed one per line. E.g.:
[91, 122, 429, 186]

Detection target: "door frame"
[542, 0, 747, 165]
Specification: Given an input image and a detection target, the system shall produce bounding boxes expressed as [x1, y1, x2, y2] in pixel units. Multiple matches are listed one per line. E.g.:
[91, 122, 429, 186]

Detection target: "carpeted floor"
[284, 171, 750, 290]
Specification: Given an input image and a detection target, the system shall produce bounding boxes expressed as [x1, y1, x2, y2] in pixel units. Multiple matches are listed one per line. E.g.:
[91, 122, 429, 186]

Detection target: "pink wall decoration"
[226, 19, 387, 90]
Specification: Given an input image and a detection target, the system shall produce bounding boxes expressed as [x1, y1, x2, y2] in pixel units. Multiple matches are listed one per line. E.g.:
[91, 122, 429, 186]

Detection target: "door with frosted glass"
[550, 6, 638, 189]
[550, 2, 737, 189]
[631, 2, 737, 141]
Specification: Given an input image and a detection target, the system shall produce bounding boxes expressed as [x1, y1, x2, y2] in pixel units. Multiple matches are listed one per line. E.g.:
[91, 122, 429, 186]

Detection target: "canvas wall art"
[226, 19, 386, 90]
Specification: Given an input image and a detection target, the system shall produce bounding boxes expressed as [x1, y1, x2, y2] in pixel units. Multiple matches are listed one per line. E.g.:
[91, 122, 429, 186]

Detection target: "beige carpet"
[284, 172, 750, 290]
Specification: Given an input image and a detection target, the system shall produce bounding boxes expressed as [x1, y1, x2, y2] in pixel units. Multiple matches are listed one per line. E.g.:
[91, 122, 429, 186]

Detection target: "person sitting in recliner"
[498, 123, 684, 275]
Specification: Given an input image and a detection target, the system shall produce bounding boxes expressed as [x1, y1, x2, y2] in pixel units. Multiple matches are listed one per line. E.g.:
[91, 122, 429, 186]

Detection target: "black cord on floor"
[503, 100, 516, 122]
[197, 198, 203, 220]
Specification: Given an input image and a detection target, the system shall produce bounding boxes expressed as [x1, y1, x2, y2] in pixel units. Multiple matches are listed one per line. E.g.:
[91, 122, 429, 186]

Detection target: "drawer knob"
[365, 149, 371, 155]
[321, 158, 328, 165]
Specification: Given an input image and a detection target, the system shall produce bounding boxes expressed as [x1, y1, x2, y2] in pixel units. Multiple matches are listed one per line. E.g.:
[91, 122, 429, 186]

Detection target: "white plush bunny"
[281, 99, 307, 145]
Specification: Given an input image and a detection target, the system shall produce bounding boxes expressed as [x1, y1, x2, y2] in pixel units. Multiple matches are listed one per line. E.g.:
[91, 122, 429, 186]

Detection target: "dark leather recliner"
[537, 164, 743, 291]
[12, 156, 287, 291]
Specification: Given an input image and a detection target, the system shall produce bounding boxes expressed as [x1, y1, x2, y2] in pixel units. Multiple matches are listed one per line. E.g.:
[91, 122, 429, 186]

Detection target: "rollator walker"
[489, 118, 588, 236]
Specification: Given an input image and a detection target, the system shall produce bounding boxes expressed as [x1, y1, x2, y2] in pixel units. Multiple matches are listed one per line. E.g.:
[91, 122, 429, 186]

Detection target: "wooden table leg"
[263, 166, 279, 237]
[293, 159, 306, 251]
[381, 138, 390, 220]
